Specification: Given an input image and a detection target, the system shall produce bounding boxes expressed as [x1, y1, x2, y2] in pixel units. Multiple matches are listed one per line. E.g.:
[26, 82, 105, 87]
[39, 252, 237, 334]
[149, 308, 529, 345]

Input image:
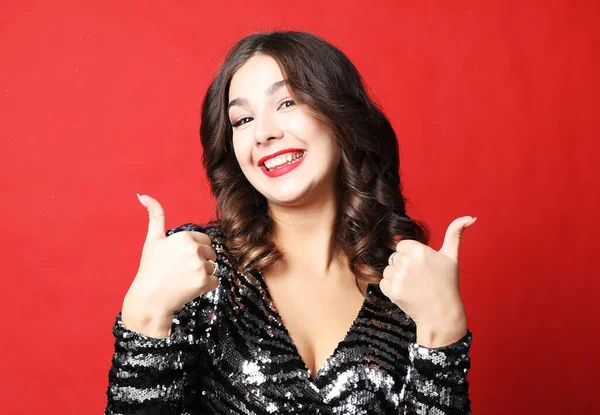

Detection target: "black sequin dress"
[105, 222, 472, 414]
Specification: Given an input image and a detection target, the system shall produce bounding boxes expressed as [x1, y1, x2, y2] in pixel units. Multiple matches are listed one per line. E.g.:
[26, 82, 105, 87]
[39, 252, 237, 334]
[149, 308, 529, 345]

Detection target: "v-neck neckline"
[255, 269, 373, 384]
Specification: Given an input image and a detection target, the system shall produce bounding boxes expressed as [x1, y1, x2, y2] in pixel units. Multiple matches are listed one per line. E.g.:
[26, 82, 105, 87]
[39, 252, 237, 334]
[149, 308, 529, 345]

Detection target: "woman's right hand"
[121, 194, 220, 337]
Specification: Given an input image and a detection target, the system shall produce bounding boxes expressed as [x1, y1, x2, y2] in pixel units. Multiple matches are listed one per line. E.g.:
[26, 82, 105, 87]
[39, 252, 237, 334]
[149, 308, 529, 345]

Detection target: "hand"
[121, 194, 220, 336]
[379, 216, 477, 347]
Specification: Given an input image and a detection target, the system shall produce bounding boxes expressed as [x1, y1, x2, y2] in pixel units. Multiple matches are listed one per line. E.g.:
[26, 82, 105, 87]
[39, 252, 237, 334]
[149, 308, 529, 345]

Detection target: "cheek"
[287, 117, 305, 132]
[313, 127, 340, 156]
[232, 137, 254, 167]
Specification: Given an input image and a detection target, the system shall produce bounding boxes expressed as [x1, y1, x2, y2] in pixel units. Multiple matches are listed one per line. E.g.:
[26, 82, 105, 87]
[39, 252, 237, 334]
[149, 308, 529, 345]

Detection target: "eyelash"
[231, 99, 296, 128]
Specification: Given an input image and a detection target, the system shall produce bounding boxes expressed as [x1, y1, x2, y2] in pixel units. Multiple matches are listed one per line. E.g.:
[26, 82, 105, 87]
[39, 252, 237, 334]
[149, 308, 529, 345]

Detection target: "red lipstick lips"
[258, 148, 306, 178]
[257, 148, 305, 166]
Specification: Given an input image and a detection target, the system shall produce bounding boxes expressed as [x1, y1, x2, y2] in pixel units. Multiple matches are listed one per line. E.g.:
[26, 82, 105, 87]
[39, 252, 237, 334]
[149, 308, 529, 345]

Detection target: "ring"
[388, 251, 397, 265]
[208, 259, 218, 276]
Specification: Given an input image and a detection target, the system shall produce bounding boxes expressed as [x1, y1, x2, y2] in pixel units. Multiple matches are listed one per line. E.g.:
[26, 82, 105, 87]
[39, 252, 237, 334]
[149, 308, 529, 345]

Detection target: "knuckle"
[201, 278, 219, 294]
[148, 211, 165, 220]
[190, 256, 205, 271]
[412, 245, 425, 257]
[196, 245, 210, 260]
[184, 241, 200, 256]
[392, 271, 406, 286]
[207, 248, 217, 261]
[383, 265, 395, 279]
[180, 232, 196, 243]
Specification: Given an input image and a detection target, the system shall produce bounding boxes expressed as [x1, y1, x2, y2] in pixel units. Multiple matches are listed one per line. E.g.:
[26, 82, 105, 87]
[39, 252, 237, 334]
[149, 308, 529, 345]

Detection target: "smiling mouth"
[262, 150, 305, 171]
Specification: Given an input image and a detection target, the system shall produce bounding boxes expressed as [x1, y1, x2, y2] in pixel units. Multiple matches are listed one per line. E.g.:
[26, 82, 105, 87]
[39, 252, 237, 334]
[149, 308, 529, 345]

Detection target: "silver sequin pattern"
[105, 222, 472, 414]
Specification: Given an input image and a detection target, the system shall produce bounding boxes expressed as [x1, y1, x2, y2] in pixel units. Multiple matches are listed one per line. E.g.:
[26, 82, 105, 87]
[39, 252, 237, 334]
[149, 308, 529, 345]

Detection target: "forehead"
[228, 54, 286, 98]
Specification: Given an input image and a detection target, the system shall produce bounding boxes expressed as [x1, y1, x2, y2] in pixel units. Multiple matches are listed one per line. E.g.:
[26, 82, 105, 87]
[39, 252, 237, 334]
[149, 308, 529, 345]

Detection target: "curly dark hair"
[199, 30, 429, 284]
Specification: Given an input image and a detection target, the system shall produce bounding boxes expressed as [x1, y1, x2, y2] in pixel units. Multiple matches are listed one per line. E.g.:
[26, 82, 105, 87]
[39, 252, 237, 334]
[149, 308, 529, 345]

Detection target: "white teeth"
[264, 151, 304, 170]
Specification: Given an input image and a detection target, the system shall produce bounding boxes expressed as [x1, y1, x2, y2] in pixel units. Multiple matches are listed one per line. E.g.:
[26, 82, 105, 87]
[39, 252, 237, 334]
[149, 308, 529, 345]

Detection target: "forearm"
[105, 301, 204, 414]
[121, 291, 174, 338]
[416, 310, 468, 348]
[404, 330, 472, 414]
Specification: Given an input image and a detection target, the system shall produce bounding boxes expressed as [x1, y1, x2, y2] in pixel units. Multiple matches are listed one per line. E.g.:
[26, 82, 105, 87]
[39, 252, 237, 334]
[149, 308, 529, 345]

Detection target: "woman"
[105, 31, 475, 414]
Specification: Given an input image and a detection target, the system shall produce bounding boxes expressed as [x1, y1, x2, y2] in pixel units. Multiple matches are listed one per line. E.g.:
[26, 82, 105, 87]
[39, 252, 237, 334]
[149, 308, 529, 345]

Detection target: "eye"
[280, 99, 295, 109]
[231, 117, 253, 128]
[231, 100, 295, 128]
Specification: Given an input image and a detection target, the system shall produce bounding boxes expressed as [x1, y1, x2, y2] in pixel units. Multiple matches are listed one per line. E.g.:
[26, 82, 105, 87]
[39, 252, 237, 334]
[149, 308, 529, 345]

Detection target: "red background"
[1, 1, 598, 413]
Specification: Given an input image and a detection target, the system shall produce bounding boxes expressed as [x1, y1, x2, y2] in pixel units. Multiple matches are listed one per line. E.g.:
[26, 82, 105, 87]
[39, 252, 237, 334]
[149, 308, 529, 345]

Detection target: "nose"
[253, 111, 284, 146]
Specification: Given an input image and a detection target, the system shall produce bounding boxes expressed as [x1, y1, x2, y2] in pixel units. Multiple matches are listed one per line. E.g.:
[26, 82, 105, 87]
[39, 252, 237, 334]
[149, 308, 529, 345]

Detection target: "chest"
[203, 267, 412, 409]
[261, 273, 368, 378]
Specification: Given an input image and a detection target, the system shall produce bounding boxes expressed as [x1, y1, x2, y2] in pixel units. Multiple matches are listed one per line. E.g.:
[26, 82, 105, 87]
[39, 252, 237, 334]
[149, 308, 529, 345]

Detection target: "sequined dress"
[105, 222, 472, 414]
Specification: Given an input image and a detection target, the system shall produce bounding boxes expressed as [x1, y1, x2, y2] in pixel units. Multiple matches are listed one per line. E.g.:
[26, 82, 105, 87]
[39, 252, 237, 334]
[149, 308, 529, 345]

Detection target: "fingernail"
[136, 193, 149, 208]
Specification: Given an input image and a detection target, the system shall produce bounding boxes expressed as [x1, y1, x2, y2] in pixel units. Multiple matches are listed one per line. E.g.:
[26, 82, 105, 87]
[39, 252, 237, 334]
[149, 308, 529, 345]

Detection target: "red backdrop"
[1, 1, 598, 413]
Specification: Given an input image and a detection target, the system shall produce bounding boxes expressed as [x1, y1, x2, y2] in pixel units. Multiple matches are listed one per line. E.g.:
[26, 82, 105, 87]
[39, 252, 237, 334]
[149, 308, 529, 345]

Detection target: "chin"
[265, 189, 312, 206]
[267, 194, 304, 206]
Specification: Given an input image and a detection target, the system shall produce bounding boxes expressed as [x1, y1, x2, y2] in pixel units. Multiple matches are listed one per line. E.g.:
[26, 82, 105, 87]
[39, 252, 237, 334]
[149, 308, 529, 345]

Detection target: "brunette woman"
[105, 31, 475, 414]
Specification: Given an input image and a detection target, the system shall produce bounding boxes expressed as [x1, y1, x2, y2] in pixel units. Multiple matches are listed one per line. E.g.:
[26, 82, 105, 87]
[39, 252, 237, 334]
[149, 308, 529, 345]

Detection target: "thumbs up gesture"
[121, 194, 220, 337]
[379, 216, 477, 348]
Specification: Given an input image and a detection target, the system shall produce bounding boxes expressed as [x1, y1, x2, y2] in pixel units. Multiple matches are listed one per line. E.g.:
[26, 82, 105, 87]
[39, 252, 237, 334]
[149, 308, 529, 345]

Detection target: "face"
[228, 54, 342, 207]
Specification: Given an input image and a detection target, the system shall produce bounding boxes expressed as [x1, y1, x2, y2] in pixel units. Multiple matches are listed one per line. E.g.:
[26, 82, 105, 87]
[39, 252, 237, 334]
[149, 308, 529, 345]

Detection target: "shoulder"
[166, 220, 225, 243]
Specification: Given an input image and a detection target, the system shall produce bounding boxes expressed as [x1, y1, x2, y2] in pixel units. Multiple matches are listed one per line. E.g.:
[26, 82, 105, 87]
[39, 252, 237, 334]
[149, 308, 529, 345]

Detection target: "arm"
[404, 330, 472, 414]
[105, 297, 208, 415]
[105, 222, 219, 414]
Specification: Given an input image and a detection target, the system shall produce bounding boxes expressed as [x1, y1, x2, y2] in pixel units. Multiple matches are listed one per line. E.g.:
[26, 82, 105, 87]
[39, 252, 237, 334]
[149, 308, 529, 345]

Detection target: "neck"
[267, 188, 346, 277]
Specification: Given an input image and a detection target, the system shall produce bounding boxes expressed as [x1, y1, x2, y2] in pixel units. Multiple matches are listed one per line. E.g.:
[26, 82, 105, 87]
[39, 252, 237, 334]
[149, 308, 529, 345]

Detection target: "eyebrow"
[227, 79, 288, 110]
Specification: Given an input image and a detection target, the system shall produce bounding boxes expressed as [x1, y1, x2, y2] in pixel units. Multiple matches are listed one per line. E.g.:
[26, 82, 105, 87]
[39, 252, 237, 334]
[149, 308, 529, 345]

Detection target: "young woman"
[105, 31, 475, 414]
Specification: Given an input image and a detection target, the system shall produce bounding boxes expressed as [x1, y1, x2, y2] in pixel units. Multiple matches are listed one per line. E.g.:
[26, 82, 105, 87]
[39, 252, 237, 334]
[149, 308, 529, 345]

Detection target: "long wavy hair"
[200, 31, 429, 284]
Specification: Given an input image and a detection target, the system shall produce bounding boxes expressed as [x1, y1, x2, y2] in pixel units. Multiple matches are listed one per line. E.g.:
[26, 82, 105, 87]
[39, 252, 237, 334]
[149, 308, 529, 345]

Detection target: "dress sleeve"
[105, 223, 220, 415]
[104, 297, 209, 415]
[404, 331, 473, 414]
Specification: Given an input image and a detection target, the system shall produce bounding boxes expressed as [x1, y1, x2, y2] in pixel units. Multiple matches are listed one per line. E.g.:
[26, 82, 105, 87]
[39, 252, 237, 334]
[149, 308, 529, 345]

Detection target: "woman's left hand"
[379, 216, 477, 348]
